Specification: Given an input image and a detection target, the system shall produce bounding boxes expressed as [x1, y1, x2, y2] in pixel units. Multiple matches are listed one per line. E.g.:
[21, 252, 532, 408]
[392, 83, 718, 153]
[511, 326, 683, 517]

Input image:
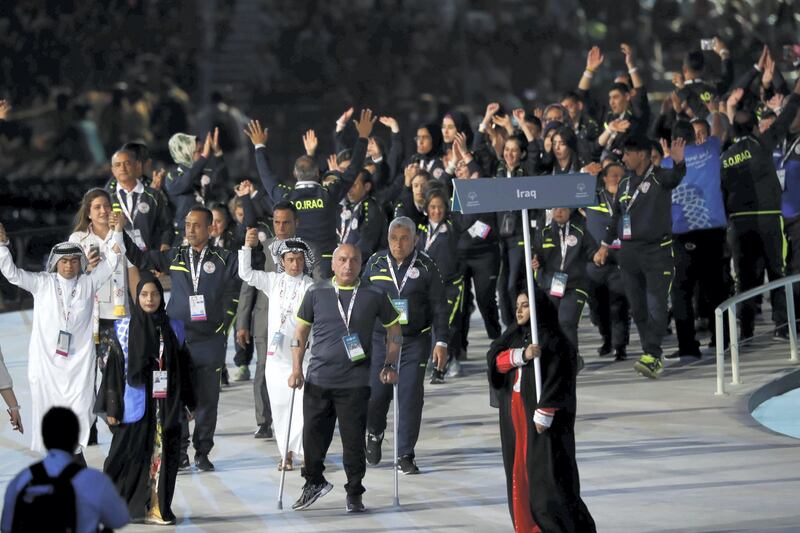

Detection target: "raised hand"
[454, 131, 469, 157]
[671, 72, 684, 89]
[245, 227, 259, 248]
[492, 114, 513, 134]
[302, 129, 318, 156]
[151, 168, 166, 189]
[512, 108, 526, 124]
[234, 180, 253, 197]
[337, 107, 354, 126]
[378, 116, 399, 133]
[211, 127, 222, 155]
[620, 43, 635, 69]
[712, 37, 728, 57]
[483, 102, 500, 125]
[201, 132, 213, 158]
[757, 44, 769, 71]
[762, 51, 775, 87]
[581, 162, 602, 176]
[726, 88, 744, 110]
[354, 108, 377, 139]
[586, 46, 604, 72]
[0, 100, 11, 121]
[660, 138, 671, 158]
[243, 119, 268, 146]
[670, 137, 686, 164]
[404, 163, 419, 187]
[608, 119, 630, 133]
[0, 223, 7, 244]
[327, 154, 340, 173]
[670, 91, 683, 113]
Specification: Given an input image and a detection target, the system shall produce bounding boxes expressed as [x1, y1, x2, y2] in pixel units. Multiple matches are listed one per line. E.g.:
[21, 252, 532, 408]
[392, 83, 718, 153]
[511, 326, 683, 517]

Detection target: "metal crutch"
[277, 387, 297, 510]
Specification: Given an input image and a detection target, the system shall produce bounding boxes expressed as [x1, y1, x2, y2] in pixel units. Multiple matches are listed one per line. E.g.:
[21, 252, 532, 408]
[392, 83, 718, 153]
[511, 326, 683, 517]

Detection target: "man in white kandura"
[239, 229, 315, 470]
[0, 218, 124, 458]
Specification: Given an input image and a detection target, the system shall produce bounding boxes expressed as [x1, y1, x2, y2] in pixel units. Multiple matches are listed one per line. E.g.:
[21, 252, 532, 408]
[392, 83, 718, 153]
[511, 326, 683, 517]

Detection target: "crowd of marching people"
[1, 36, 800, 531]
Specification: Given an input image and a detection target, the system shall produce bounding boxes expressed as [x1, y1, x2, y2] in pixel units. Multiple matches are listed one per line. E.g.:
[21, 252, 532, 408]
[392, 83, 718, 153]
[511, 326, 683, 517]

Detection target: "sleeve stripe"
[295, 315, 312, 326]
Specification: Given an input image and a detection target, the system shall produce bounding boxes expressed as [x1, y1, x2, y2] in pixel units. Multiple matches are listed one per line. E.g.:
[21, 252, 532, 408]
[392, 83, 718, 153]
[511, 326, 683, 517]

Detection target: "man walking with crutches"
[288, 243, 402, 513]
[362, 217, 449, 475]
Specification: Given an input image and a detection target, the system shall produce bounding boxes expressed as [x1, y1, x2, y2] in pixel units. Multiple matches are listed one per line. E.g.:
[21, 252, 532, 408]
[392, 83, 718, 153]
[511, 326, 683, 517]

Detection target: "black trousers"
[444, 281, 464, 363]
[498, 240, 525, 327]
[619, 242, 674, 358]
[367, 332, 429, 458]
[671, 228, 728, 352]
[181, 335, 225, 455]
[586, 262, 630, 350]
[252, 338, 272, 427]
[301, 382, 371, 496]
[546, 289, 588, 354]
[729, 215, 787, 334]
[459, 245, 502, 351]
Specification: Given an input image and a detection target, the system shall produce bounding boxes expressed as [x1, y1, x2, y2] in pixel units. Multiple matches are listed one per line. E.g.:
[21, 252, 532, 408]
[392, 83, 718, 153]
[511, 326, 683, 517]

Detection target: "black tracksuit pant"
[367, 332, 429, 459]
[546, 289, 588, 354]
[301, 382, 371, 496]
[586, 262, 630, 350]
[498, 239, 525, 327]
[619, 242, 674, 358]
[671, 228, 728, 352]
[729, 215, 787, 335]
[180, 335, 225, 456]
[459, 246, 502, 353]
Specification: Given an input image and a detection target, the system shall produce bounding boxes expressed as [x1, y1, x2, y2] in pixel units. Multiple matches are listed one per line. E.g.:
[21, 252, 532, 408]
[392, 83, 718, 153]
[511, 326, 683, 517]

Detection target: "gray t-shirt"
[297, 279, 399, 388]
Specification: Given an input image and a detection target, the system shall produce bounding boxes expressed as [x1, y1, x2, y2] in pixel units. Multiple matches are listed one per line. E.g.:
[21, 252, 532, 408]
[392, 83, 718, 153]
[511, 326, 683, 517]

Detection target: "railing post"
[715, 308, 726, 396]
[728, 303, 741, 385]
[787, 282, 798, 363]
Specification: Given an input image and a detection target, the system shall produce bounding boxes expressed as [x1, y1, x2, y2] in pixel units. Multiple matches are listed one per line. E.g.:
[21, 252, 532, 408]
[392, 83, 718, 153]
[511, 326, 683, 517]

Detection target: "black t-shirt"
[297, 278, 400, 388]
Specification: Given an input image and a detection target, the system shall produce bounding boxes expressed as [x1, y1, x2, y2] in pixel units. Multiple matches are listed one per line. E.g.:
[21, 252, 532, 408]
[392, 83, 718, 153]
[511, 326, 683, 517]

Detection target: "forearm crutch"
[277, 386, 297, 510]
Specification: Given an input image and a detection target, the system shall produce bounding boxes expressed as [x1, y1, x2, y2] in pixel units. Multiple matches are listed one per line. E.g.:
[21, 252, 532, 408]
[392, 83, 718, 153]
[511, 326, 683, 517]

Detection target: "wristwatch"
[382, 361, 396, 371]
[290, 339, 301, 348]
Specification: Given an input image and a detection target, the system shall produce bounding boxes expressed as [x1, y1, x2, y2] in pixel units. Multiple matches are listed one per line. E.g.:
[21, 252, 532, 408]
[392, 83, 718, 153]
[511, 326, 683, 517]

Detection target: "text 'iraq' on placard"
[451, 173, 598, 214]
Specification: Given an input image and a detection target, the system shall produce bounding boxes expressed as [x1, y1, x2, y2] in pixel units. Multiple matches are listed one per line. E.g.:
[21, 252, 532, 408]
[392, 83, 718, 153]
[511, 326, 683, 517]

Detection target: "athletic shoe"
[292, 481, 333, 511]
[365, 432, 383, 466]
[597, 341, 612, 357]
[178, 454, 191, 470]
[346, 494, 366, 513]
[445, 358, 463, 378]
[234, 365, 251, 381]
[429, 368, 446, 385]
[773, 327, 790, 340]
[665, 348, 701, 359]
[144, 512, 176, 526]
[221, 367, 230, 386]
[633, 354, 663, 379]
[195, 454, 215, 472]
[613, 347, 627, 361]
[397, 455, 420, 475]
[254, 424, 273, 439]
[87, 422, 98, 446]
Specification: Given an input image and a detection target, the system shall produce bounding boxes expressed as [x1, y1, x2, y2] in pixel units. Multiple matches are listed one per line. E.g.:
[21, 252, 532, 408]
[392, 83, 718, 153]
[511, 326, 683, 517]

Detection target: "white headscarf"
[46, 242, 88, 273]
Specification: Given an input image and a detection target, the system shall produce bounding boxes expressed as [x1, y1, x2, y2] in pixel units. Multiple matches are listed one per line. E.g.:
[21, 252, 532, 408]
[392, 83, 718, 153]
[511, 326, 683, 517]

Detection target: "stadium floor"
[1, 307, 799, 532]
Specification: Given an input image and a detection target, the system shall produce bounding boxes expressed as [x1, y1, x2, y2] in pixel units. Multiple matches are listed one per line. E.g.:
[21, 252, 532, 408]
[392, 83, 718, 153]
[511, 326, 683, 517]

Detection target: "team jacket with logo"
[533, 221, 598, 292]
[721, 93, 800, 217]
[606, 162, 687, 245]
[362, 250, 448, 343]
[123, 236, 240, 341]
[106, 177, 173, 249]
[338, 196, 386, 259]
[255, 138, 367, 256]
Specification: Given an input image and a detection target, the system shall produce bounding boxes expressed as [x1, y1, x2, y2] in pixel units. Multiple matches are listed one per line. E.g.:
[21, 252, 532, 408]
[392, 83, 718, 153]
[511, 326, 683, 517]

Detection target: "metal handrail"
[714, 273, 800, 395]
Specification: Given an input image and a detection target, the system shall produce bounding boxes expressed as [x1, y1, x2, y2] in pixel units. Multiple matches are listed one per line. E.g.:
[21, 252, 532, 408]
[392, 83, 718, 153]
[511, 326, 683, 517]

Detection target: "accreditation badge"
[622, 214, 632, 240]
[549, 272, 568, 298]
[343, 333, 366, 362]
[392, 298, 409, 325]
[189, 294, 207, 321]
[152, 371, 168, 399]
[56, 330, 72, 357]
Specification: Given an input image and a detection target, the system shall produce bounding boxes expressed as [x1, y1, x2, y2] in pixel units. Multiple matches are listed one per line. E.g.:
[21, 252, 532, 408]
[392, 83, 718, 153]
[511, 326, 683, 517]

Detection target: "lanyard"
[338, 202, 362, 243]
[624, 165, 653, 211]
[558, 222, 570, 271]
[780, 136, 800, 169]
[116, 188, 139, 225]
[425, 222, 445, 251]
[55, 282, 77, 331]
[334, 282, 359, 334]
[158, 333, 164, 371]
[188, 246, 207, 293]
[277, 275, 302, 328]
[388, 251, 417, 296]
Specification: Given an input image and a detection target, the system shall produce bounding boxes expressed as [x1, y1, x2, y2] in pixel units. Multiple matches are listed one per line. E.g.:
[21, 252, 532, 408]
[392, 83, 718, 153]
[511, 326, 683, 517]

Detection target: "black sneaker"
[613, 347, 627, 361]
[87, 421, 98, 446]
[429, 368, 446, 385]
[597, 341, 612, 357]
[221, 367, 230, 387]
[195, 454, 215, 472]
[665, 348, 701, 359]
[254, 424, 273, 439]
[346, 494, 366, 513]
[178, 454, 191, 470]
[397, 455, 420, 475]
[292, 481, 333, 511]
[365, 432, 383, 466]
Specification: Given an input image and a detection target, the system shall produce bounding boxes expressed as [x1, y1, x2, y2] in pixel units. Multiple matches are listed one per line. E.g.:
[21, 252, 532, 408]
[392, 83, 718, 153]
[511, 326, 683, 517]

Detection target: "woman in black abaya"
[487, 289, 595, 533]
[96, 272, 195, 525]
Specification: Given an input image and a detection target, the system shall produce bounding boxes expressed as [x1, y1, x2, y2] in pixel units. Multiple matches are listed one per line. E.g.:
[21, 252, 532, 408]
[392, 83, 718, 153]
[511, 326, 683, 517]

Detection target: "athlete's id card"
[468, 220, 491, 240]
[622, 214, 632, 240]
[610, 238, 622, 250]
[267, 331, 284, 356]
[152, 371, 168, 399]
[392, 299, 409, 325]
[549, 272, 568, 298]
[343, 333, 366, 362]
[132, 229, 147, 251]
[56, 330, 72, 357]
[189, 294, 207, 321]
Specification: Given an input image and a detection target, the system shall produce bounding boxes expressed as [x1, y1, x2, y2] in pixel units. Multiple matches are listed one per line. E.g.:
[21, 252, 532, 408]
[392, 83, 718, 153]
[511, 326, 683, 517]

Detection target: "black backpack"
[11, 461, 83, 533]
